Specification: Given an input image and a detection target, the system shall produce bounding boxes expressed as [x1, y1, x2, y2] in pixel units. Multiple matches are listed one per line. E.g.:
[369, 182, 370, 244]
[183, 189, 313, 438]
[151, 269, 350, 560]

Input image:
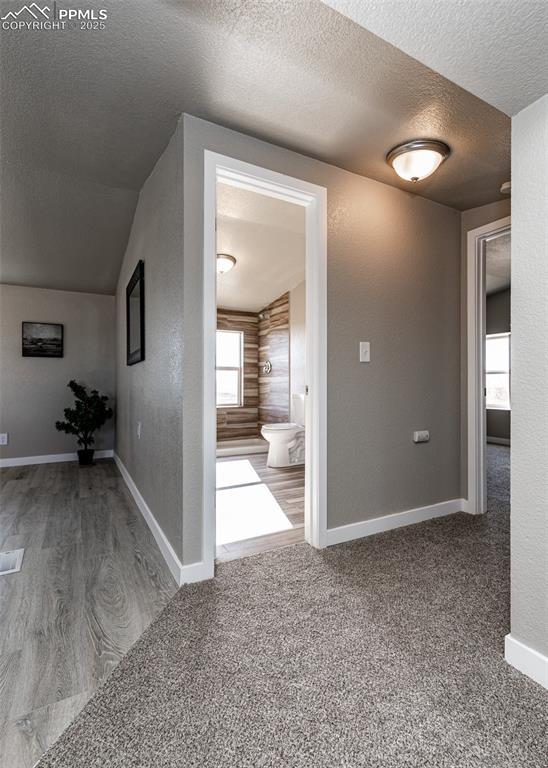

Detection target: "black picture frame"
[126, 260, 145, 365]
[22, 322, 64, 358]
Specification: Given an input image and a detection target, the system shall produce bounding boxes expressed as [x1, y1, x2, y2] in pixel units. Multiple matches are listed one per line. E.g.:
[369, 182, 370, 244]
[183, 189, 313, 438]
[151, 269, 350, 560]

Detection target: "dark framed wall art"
[126, 260, 145, 365]
[22, 322, 64, 358]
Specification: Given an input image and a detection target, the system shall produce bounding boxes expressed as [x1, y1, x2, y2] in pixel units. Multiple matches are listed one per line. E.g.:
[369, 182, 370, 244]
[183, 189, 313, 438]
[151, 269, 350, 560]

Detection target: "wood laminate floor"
[0, 460, 177, 768]
[215, 453, 305, 562]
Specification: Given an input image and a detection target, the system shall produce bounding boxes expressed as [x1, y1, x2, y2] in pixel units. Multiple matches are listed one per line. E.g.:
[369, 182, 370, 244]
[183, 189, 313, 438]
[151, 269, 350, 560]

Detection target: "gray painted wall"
[487, 409, 511, 443]
[182, 114, 461, 564]
[510, 94, 548, 658]
[0, 284, 115, 459]
[486, 288, 511, 442]
[460, 199, 511, 495]
[115, 122, 184, 559]
[486, 288, 511, 335]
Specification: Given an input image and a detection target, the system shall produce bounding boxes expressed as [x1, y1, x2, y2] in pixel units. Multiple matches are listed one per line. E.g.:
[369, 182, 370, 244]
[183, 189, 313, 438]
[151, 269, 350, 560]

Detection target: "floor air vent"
[0, 549, 24, 575]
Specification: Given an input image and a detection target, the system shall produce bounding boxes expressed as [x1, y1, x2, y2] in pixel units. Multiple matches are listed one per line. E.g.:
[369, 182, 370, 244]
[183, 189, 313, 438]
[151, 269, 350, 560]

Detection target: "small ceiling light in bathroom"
[216, 253, 236, 275]
[386, 139, 450, 183]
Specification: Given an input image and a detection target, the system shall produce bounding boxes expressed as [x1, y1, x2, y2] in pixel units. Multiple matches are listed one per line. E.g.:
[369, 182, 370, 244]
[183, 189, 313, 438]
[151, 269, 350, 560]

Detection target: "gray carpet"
[39, 445, 547, 767]
[487, 442, 510, 505]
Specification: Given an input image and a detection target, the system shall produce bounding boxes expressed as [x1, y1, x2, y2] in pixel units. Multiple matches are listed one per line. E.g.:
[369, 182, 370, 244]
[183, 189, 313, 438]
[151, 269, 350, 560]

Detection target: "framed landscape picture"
[22, 322, 64, 358]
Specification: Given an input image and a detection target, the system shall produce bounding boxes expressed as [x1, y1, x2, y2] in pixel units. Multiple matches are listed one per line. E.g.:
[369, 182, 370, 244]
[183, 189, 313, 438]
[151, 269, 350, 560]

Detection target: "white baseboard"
[113, 452, 184, 586]
[453, 497, 487, 516]
[113, 452, 214, 587]
[180, 559, 214, 584]
[325, 498, 466, 546]
[505, 634, 548, 690]
[487, 436, 510, 446]
[0, 449, 113, 468]
[216, 443, 268, 457]
[460, 498, 474, 514]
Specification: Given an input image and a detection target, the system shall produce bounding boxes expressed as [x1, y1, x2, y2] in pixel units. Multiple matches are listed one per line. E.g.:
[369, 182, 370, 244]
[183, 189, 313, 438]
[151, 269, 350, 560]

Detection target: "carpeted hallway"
[39, 445, 547, 767]
[487, 442, 511, 506]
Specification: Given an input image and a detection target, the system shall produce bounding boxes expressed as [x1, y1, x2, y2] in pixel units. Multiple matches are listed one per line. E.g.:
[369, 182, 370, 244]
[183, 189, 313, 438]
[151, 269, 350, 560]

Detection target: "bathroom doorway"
[466, 215, 511, 514]
[203, 153, 327, 570]
[214, 179, 306, 560]
[484, 231, 511, 513]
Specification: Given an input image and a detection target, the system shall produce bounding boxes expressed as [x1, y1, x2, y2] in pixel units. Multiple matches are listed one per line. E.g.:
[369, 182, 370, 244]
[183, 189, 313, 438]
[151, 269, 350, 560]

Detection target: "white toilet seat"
[261, 422, 305, 467]
[261, 422, 302, 432]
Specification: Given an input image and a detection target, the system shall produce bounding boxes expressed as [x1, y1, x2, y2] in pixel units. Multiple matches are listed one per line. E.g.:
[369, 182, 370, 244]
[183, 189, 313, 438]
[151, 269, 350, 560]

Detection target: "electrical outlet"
[0, 433, 8, 446]
[137, 421, 142, 439]
[413, 430, 430, 443]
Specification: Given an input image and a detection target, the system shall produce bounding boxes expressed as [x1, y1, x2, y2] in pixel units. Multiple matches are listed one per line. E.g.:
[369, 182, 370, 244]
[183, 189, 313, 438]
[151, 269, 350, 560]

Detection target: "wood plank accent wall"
[217, 309, 259, 441]
[258, 292, 290, 429]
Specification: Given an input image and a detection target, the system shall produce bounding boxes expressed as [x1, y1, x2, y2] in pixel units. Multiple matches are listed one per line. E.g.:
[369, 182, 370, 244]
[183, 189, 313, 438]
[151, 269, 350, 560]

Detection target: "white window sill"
[217, 404, 244, 409]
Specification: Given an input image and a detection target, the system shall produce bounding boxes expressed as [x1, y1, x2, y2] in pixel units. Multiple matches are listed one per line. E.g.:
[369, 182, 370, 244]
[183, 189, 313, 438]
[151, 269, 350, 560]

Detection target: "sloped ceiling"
[216, 183, 306, 312]
[322, 0, 548, 116]
[1, 0, 510, 294]
[486, 233, 511, 295]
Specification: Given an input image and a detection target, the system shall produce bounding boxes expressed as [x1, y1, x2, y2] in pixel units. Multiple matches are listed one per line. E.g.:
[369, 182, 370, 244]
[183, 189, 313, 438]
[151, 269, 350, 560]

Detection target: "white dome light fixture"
[216, 253, 236, 275]
[386, 139, 450, 183]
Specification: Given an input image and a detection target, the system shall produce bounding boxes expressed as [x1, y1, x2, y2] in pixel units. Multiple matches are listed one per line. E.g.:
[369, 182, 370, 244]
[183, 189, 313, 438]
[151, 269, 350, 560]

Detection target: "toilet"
[261, 394, 305, 468]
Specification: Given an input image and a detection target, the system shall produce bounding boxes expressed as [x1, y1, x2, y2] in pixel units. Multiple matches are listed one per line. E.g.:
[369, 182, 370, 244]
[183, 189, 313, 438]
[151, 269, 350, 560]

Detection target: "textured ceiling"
[216, 184, 305, 312]
[217, 184, 305, 236]
[322, 0, 548, 116]
[486, 232, 511, 295]
[1, 0, 510, 294]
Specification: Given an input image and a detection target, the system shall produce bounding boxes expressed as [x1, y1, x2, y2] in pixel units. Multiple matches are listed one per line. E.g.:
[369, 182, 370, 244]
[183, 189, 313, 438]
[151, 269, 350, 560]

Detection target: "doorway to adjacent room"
[202, 153, 327, 570]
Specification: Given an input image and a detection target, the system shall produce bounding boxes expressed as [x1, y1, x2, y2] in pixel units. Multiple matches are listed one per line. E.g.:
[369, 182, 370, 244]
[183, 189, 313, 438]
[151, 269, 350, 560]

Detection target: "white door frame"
[466, 215, 511, 514]
[202, 151, 328, 574]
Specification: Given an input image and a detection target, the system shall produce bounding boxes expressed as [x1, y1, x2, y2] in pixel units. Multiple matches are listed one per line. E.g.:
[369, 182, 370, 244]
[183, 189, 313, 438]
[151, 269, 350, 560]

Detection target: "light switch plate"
[413, 430, 430, 443]
[359, 341, 370, 363]
[0, 433, 8, 446]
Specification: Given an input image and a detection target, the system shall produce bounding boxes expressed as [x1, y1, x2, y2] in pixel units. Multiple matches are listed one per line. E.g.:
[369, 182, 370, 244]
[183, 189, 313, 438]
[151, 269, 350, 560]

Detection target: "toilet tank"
[292, 393, 305, 426]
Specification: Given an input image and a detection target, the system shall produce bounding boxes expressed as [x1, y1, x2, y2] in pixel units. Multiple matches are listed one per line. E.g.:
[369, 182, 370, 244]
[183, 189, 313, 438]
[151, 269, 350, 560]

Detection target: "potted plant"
[55, 380, 113, 466]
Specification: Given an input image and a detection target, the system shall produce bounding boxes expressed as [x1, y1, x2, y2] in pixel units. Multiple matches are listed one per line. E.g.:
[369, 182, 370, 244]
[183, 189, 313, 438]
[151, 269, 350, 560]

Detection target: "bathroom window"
[216, 330, 244, 407]
[486, 332, 511, 410]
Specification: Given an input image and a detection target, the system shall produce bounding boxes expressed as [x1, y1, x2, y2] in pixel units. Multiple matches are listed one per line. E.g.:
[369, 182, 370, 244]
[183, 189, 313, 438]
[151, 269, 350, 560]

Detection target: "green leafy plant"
[55, 380, 113, 450]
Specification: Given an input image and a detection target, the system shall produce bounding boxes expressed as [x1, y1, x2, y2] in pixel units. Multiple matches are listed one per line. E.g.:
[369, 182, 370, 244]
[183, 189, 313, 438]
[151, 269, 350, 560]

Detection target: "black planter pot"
[77, 448, 95, 466]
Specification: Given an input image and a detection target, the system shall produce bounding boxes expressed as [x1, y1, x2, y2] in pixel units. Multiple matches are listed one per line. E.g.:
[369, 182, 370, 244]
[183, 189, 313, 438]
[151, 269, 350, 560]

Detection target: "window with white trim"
[486, 332, 510, 410]
[216, 330, 244, 407]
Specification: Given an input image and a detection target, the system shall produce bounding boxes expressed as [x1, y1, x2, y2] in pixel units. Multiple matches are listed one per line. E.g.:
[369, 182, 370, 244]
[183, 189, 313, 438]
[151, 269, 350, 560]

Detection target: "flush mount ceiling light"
[216, 253, 236, 274]
[386, 139, 451, 183]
